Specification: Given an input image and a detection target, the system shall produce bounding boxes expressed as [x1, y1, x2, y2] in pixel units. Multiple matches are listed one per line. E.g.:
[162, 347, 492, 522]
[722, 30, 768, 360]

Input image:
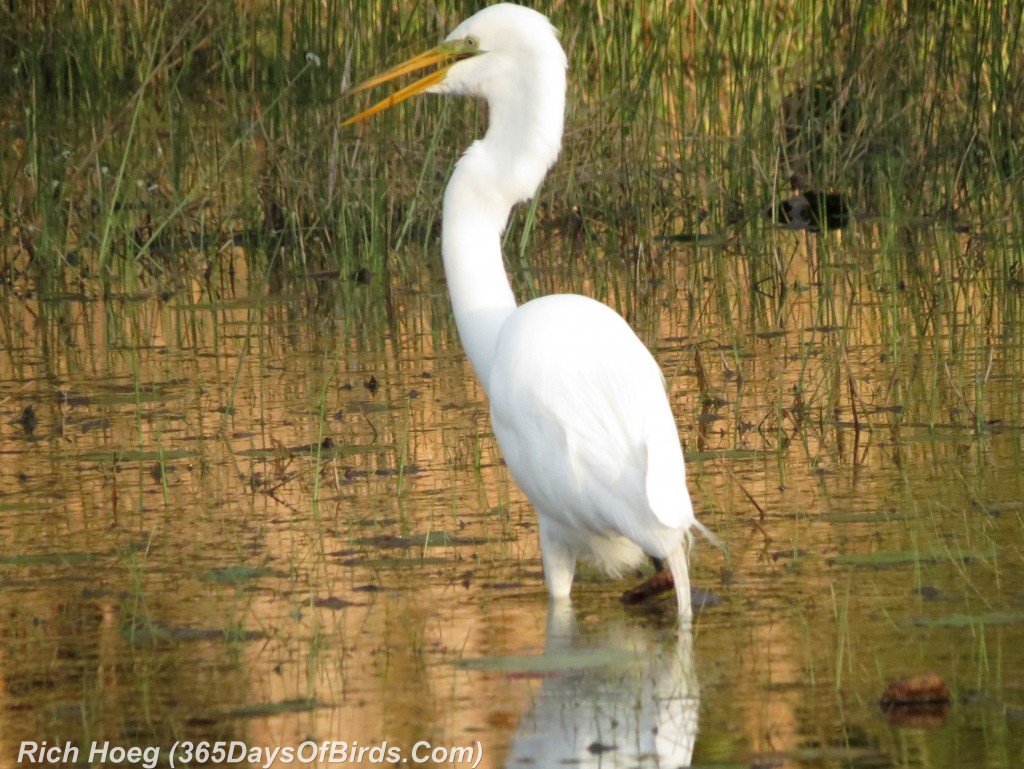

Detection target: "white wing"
[488, 294, 695, 564]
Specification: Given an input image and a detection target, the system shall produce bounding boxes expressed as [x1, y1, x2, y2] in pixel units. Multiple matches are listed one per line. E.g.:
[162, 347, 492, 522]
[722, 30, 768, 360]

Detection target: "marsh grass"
[3, 0, 1024, 607]
[2, 1, 1020, 336]
[2, 8, 1023, 763]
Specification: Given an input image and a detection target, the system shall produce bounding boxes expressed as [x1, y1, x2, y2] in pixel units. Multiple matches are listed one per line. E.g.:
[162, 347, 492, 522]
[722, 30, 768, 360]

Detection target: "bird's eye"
[464, 35, 479, 49]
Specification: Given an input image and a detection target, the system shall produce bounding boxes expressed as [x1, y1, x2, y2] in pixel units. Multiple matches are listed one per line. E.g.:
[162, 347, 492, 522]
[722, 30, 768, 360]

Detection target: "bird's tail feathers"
[688, 519, 726, 553]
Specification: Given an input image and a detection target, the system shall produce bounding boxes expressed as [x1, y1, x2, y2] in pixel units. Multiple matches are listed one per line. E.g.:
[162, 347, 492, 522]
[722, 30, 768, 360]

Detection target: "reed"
[2, 1, 1018, 301]
[2, 0, 1022, 590]
[3, 4, 1023, 765]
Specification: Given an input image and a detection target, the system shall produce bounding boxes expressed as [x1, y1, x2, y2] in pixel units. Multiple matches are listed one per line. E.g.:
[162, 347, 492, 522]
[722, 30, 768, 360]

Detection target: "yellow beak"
[343, 38, 481, 126]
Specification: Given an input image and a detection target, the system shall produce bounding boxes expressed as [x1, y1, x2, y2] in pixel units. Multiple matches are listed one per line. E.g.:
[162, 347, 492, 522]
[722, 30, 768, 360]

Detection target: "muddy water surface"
[1, 229, 1023, 768]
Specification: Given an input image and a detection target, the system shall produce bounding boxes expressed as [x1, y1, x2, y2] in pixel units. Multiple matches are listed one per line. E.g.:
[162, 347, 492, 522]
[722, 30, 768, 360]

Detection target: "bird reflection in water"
[505, 605, 699, 767]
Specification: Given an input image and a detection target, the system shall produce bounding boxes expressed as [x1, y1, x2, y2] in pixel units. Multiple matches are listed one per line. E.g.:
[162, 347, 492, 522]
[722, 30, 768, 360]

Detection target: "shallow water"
[1, 221, 1022, 768]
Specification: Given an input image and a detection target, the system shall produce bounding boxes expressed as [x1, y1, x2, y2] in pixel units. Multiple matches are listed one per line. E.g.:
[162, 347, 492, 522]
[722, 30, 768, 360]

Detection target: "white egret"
[345, 3, 717, 621]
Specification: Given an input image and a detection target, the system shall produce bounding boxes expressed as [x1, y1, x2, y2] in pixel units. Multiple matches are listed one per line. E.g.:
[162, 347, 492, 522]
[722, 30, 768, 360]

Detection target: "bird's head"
[344, 3, 565, 125]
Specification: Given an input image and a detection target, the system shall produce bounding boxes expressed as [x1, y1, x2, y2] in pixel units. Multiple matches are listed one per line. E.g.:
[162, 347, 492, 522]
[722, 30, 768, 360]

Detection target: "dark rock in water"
[769, 190, 850, 232]
[880, 672, 951, 728]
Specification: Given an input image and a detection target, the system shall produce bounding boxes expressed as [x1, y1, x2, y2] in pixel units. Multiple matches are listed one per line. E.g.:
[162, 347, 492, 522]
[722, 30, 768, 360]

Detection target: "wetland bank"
[1, 1, 1023, 767]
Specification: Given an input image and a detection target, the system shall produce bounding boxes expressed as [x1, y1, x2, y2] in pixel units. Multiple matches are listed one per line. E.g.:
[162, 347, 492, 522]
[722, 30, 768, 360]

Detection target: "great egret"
[345, 3, 717, 621]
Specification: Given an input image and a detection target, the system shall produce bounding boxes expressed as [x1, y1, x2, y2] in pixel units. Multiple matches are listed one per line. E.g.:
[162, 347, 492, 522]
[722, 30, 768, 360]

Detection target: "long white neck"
[441, 62, 565, 395]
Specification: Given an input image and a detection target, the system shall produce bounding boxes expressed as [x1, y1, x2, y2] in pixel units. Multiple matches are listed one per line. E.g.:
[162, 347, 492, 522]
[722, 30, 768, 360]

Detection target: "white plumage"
[346, 3, 716, 621]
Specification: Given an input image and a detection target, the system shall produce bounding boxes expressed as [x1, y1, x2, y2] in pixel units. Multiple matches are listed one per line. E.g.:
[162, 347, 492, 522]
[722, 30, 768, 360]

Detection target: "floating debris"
[224, 698, 322, 719]
[352, 583, 382, 593]
[880, 672, 951, 728]
[198, 565, 275, 585]
[314, 596, 357, 610]
[621, 568, 674, 604]
[621, 568, 720, 609]
[881, 672, 951, 706]
[0, 551, 94, 566]
[15, 405, 37, 435]
[769, 191, 851, 232]
[122, 619, 265, 644]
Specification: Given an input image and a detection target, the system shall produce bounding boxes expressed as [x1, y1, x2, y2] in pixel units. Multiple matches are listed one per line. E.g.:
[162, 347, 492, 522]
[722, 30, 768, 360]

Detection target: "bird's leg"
[667, 544, 692, 623]
[538, 521, 576, 601]
[536, 520, 577, 606]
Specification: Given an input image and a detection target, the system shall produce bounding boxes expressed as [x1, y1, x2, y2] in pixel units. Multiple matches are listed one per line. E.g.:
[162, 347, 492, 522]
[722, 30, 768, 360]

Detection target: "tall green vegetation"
[2, 0, 1019, 276]
[1, 2, 1021, 432]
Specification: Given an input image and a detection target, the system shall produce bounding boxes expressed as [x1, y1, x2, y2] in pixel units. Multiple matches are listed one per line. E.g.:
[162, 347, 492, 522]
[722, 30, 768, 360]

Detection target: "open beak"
[343, 38, 480, 126]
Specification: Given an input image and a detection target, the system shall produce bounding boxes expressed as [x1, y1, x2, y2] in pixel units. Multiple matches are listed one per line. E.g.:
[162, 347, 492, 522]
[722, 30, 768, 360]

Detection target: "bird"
[768, 190, 851, 232]
[344, 3, 718, 621]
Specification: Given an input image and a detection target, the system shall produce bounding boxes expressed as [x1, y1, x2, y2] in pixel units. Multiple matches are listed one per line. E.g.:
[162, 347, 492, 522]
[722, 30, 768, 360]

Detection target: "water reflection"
[505, 606, 698, 767]
[1, 222, 1023, 769]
